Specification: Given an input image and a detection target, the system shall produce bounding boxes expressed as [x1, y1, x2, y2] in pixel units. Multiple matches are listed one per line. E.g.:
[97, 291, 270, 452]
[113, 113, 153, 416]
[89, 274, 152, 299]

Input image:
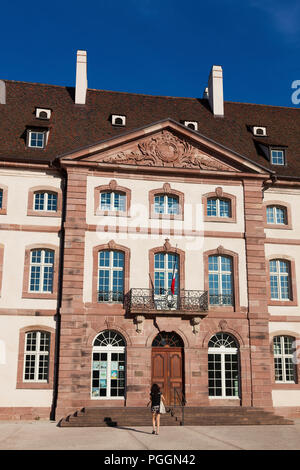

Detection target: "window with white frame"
[273, 336, 296, 383]
[154, 194, 179, 215]
[98, 250, 124, 302]
[208, 333, 240, 398]
[154, 252, 179, 295]
[91, 330, 126, 399]
[28, 130, 46, 149]
[23, 331, 50, 382]
[271, 149, 285, 166]
[269, 259, 290, 300]
[34, 191, 58, 212]
[29, 249, 54, 293]
[266, 205, 287, 225]
[207, 198, 231, 218]
[208, 255, 233, 305]
[100, 191, 126, 212]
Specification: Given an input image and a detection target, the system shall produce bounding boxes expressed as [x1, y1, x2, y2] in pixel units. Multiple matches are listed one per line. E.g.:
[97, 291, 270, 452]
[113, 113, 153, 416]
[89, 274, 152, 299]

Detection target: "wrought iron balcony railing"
[128, 288, 209, 313]
[96, 290, 233, 311]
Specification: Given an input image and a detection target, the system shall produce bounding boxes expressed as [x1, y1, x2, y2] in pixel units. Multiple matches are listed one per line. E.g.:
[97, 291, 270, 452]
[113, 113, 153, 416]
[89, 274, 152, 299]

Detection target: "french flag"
[171, 259, 177, 295]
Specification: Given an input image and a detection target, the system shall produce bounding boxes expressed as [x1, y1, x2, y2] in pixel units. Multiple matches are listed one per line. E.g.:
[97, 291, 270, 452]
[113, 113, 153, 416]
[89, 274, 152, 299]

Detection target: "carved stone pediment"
[97, 130, 237, 172]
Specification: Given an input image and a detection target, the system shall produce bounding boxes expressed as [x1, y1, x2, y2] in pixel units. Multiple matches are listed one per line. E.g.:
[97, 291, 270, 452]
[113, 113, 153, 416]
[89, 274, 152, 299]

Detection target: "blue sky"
[1, 0, 300, 106]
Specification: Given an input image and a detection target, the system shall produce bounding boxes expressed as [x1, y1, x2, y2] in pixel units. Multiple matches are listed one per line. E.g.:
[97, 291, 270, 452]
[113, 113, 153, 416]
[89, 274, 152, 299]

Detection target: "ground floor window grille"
[91, 330, 126, 399]
[208, 333, 240, 398]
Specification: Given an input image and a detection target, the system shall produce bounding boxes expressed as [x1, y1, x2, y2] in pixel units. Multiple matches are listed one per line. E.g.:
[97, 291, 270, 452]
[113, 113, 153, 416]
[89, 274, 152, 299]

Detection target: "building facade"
[0, 51, 300, 421]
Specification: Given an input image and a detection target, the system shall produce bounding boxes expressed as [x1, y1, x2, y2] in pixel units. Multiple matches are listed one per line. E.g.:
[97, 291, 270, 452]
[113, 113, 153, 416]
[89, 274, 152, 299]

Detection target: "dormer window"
[253, 126, 267, 136]
[28, 130, 47, 149]
[112, 115, 126, 126]
[184, 121, 198, 131]
[271, 149, 285, 166]
[35, 108, 51, 120]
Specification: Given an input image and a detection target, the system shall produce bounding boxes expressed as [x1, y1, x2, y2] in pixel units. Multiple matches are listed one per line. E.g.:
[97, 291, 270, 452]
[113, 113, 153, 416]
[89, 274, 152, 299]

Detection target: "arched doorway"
[151, 331, 184, 406]
[91, 330, 126, 399]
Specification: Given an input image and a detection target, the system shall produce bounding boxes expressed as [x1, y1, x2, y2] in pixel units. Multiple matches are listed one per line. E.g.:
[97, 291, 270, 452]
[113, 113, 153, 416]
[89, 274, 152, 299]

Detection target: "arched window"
[269, 259, 291, 300]
[208, 333, 240, 398]
[208, 255, 233, 305]
[207, 197, 231, 218]
[23, 331, 50, 382]
[100, 191, 126, 212]
[154, 194, 179, 216]
[266, 205, 287, 225]
[273, 335, 296, 383]
[92, 330, 126, 399]
[29, 249, 54, 293]
[152, 331, 184, 347]
[34, 191, 58, 212]
[97, 250, 124, 303]
[149, 184, 184, 220]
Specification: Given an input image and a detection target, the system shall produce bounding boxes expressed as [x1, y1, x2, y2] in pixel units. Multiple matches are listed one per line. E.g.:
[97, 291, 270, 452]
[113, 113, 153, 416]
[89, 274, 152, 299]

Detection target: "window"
[208, 333, 240, 398]
[98, 250, 124, 303]
[273, 336, 296, 383]
[184, 121, 198, 131]
[28, 130, 46, 148]
[100, 191, 126, 212]
[0, 185, 8, 215]
[270, 259, 290, 300]
[153, 252, 179, 310]
[154, 252, 179, 295]
[203, 190, 236, 223]
[207, 198, 231, 218]
[154, 194, 179, 215]
[271, 149, 285, 165]
[27, 186, 62, 218]
[149, 184, 184, 220]
[34, 192, 58, 212]
[23, 331, 50, 382]
[266, 205, 287, 225]
[92, 330, 126, 399]
[111, 115, 126, 126]
[29, 249, 54, 293]
[208, 255, 233, 305]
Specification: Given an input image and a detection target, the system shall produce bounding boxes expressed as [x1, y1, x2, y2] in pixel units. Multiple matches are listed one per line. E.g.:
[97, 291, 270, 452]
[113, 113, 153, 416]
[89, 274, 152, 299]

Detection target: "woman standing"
[148, 383, 166, 435]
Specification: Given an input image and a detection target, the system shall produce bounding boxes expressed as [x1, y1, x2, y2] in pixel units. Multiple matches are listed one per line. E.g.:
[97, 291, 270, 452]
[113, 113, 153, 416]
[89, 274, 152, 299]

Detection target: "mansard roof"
[0, 80, 299, 178]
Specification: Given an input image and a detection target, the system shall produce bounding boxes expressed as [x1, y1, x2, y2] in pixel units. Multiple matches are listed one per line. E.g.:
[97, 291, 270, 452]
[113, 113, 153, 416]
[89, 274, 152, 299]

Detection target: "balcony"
[97, 290, 232, 315]
[127, 288, 209, 316]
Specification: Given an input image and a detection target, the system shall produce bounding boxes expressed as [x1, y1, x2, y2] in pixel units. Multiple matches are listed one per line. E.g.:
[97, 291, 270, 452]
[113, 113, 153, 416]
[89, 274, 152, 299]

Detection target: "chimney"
[208, 65, 224, 117]
[0, 81, 6, 105]
[75, 50, 87, 105]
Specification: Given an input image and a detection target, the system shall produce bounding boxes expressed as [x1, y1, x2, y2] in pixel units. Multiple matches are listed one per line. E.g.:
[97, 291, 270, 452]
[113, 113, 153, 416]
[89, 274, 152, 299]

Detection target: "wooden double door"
[151, 347, 184, 406]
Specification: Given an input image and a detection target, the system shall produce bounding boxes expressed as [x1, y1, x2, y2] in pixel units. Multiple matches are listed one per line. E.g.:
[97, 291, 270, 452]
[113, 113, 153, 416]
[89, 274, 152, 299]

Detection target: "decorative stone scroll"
[100, 130, 235, 171]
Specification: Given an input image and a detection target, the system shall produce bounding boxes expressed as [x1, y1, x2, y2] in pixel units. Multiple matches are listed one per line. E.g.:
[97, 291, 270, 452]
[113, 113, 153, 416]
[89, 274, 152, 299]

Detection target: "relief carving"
[100, 130, 235, 171]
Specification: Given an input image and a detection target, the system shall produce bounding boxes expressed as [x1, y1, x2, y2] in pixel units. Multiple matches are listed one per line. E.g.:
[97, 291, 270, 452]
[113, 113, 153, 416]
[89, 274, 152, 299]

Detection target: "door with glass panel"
[154, 252, 179, 309]
[98, 250, 124, 303]
[208, 255, 233, 306]
[208, 333, 240, 399]
[91, 330, 126, 399]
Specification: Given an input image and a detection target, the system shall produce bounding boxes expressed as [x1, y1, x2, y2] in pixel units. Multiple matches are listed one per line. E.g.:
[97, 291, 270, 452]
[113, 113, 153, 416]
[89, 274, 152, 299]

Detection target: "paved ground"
[0, 419, 300, 450]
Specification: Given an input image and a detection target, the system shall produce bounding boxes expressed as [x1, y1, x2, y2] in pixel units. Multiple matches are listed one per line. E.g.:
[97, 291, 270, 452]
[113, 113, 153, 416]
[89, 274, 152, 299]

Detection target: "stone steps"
[58, 406, 294, 427]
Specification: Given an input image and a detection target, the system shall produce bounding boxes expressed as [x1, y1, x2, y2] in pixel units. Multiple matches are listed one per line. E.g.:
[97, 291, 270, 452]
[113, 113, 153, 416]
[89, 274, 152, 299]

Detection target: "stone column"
[55, 168, 89, 419]
[243, 178, 273, 408]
